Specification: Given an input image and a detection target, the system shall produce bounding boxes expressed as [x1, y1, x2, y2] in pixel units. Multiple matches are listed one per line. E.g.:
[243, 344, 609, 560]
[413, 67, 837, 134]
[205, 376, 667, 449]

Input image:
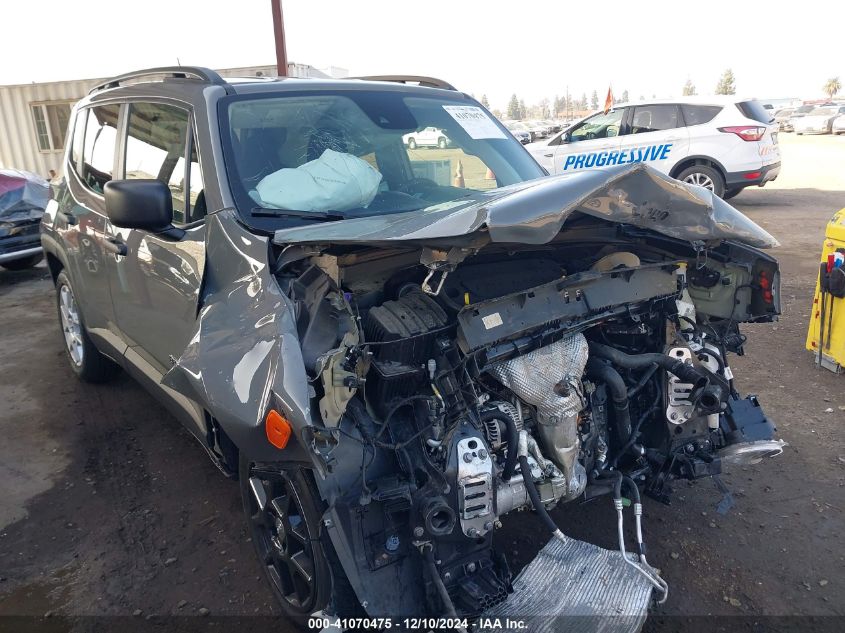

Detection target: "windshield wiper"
[251, 207, 346, 222]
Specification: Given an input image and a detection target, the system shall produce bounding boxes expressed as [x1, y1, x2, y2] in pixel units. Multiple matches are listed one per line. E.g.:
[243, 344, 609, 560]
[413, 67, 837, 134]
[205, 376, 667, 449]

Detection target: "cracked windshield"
[223, 91, 543, 219]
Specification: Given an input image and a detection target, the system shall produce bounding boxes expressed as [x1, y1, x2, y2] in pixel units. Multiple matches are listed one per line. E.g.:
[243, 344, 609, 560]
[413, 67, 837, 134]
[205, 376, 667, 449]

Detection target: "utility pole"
[271, 0, 288, 76]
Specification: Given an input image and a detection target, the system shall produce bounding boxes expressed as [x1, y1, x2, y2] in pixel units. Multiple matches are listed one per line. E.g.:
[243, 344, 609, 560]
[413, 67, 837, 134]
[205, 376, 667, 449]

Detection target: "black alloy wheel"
[245, 465, 319, 613]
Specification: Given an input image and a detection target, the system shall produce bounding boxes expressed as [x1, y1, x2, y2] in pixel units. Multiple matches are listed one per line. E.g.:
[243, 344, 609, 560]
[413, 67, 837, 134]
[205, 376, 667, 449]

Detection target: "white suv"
[527, 97, 781, 199]
[403, 126, 451, 149]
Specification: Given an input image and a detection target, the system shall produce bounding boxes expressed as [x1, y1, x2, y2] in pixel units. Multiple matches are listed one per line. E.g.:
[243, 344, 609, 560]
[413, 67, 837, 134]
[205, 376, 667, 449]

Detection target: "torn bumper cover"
[272, 163, 778, 249]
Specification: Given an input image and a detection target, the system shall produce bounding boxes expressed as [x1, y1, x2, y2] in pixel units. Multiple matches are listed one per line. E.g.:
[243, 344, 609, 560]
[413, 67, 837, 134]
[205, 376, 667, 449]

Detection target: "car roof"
[81, 72, 464, 109]
[612, 95, 756, 108]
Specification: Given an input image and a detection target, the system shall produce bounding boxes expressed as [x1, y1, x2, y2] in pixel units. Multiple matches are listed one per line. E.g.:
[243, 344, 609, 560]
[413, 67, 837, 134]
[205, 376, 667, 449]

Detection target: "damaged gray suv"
[42, 66, 785, 625]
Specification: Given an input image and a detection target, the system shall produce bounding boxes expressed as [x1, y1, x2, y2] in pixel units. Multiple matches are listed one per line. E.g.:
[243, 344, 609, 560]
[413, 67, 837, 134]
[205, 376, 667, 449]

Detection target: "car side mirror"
[563, 132, 572, 143]
[104, 179, 174, 232]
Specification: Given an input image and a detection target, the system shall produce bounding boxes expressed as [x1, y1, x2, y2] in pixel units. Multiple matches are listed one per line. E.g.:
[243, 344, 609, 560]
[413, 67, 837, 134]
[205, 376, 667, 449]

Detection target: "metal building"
[0, 63, 347, 177]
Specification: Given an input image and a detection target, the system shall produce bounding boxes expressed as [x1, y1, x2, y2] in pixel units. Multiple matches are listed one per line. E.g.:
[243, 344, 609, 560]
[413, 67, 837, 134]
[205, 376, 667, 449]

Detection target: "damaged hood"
[273, 163, 778, 249]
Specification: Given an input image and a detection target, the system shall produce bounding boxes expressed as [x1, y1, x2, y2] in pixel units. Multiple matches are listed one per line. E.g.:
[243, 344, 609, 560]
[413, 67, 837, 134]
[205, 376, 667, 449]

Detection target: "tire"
[407, 138, 417, 149]
[437, 137, 448, 149]
[55, 270, 119, 383]
[1, 252, 43, 270]
[677, 164, 726, 198]
[240, 455, 359, 625]
[723, 187, 742, 200]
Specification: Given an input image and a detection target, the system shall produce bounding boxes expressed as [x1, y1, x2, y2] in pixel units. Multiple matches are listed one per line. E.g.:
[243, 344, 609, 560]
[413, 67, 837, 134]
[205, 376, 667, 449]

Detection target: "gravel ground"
[0, 133, 843, 630]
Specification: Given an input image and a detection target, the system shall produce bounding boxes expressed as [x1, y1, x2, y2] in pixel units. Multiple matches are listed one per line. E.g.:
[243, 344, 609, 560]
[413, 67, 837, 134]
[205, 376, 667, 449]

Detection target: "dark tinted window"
[681, 104, 723, 126]
[125, 102, 191, 224]
[81, 104, 120, 193]
[630, 105, 680, 133]
[737, 100, 774, 124]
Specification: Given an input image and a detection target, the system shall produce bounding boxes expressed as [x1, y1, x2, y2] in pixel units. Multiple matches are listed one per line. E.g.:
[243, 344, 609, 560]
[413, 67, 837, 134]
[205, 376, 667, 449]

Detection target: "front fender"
[162, 209, 313, 464]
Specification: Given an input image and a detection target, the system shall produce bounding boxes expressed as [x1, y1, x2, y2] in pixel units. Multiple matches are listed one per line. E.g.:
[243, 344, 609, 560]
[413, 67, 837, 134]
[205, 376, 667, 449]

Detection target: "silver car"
[794, 105, 845, 134]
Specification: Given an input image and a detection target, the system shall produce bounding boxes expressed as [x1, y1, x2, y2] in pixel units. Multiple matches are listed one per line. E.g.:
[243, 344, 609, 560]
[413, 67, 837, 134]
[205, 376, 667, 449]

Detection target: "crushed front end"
[258, 167, 783, 623]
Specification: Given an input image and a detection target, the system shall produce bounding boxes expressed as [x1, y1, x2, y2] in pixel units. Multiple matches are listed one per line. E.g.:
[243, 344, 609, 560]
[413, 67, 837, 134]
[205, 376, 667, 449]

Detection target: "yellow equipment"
[806, 207, 845, 372]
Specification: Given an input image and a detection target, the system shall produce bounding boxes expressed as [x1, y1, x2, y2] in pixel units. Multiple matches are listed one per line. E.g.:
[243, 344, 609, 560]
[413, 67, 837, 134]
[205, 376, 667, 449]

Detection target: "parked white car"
[794, 105, 845, 135]
[403, 127, 451, 149]
[833, 114, 845, 135]
[527, 96, 780, 200]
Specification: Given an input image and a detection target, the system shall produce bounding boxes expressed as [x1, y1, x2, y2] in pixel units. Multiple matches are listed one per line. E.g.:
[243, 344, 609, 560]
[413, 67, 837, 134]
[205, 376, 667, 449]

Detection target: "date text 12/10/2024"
[308, 617, 528, 630]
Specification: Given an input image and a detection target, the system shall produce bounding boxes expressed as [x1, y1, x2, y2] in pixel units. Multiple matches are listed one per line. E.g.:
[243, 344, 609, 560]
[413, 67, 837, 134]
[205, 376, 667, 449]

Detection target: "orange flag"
[603, 86, 614, 113]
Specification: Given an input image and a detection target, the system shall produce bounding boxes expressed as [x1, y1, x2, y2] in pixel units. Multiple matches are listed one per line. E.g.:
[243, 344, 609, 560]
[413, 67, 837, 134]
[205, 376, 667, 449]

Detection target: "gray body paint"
[273, 163, 777, 249]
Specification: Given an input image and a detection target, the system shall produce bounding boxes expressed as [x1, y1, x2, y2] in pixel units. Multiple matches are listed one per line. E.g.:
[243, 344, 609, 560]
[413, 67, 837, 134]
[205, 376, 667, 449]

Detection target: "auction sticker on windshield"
[443, 105, 506, 139]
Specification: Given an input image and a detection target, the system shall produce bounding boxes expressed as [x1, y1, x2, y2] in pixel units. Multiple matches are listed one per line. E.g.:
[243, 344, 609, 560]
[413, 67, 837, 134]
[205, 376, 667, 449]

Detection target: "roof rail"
[89, 66, 234, 95]
[351, 75, 456, 91]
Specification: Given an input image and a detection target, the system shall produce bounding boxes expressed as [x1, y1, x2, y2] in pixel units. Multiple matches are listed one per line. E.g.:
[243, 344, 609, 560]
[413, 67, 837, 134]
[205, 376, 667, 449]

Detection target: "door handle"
[104, 237, 127, 256]
[543, 153, 554, 158]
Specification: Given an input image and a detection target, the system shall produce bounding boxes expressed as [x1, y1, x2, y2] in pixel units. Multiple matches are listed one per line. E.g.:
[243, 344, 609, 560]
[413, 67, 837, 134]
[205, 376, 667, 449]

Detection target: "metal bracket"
[421, 267, 450, 296]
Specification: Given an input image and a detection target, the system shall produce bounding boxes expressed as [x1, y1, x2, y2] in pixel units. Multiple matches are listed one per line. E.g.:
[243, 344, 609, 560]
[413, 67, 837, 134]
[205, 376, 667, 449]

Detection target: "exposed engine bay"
[273, 218, 783, 619]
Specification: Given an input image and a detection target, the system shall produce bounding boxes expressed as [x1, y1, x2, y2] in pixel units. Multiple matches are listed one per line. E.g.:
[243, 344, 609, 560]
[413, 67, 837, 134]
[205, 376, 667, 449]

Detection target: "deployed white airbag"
[255, 149, 382, 213]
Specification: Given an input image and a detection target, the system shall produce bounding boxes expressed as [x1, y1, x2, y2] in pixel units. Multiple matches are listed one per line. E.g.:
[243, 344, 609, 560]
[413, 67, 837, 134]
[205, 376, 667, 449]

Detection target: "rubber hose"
[518, 455, 562, 535]
[423, 546, 459, 619]
[621, 475, 641, 504]
[610, 388, 661, 468]
[591, 469, 623, 500]
[480, 410, 519, 482]
[586, 358, 632, 447]
[588, 341, 709, 387]
[583, 483, 616, 501]
[627, 364, 659, 399]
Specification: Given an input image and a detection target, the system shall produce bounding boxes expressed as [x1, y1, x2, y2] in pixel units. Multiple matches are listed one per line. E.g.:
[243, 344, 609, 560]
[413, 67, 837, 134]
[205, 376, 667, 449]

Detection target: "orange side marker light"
[266, 409, 292, 449]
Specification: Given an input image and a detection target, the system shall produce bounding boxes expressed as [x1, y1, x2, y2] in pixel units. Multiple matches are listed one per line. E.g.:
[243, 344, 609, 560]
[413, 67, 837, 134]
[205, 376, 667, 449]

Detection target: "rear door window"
[737, 100, 774, 124]
[81, 104, 120, 193]
[124, 102, 192, 224]
[630, 105, 681, 134]
[680, 105, 723, 126]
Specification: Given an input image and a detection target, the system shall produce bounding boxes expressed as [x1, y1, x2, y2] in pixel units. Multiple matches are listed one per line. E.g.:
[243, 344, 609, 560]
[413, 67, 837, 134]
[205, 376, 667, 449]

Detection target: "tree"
[507, 94, 520, 119]
[519, 99, 527, 119]
[591, 90, 599, 110]
[579, 93, 588, 110]
[621, 89, 629, 103]
[538, 97, 550, 119]
[715, 69, 736, 95]
[682, 79, 696, 96]
[824, 77, 841, 99]
[481, 94, 490, 108]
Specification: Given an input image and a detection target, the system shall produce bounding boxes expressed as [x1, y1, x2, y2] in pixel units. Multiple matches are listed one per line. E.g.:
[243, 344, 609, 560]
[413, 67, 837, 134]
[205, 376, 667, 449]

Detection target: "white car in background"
[527, 96, 780, 200]
[403, 126, 451, 149]
[833, 114, 845, 135]
[794, 105, 845, 135]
